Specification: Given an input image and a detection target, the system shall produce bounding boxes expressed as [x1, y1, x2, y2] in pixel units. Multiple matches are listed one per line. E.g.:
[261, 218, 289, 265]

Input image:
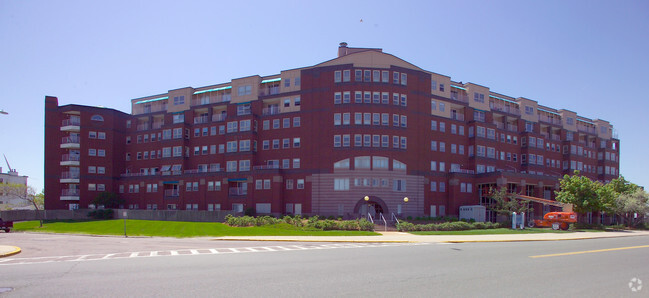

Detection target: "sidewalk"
[213, 230, 649, 243]
[0, 245, 21, 257]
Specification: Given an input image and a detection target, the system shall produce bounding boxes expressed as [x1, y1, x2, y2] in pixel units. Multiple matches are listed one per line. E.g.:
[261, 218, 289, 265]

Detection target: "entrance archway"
[353, 196, 389, 219]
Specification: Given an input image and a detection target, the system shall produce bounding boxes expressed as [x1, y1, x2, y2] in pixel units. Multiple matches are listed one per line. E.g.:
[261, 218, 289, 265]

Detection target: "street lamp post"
[364, 196, 370, 221]
[403, 197, 408, 218]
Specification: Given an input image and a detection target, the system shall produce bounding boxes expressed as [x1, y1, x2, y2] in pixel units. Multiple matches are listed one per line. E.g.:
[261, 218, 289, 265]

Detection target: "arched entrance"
[353, 196, 389, 219]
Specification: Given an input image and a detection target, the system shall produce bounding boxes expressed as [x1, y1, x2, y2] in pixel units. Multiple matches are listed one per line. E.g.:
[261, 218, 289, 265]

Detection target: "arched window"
[91, 115, 104, 121]
[333, 159, 350, 170]
[393, 159, 407, 171]
[372, 156, 389, 169]
[354, 156, 371, 169]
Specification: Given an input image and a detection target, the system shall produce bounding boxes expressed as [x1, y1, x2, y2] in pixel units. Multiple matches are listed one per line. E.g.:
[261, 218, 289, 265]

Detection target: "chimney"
[338, 42, 348, 57]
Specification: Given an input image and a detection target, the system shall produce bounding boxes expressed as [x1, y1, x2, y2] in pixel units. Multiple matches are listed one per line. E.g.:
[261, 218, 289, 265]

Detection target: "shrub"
[471, 222, 487, 229]
[87, 209, 114, 220]
[357, 218, 374, 231]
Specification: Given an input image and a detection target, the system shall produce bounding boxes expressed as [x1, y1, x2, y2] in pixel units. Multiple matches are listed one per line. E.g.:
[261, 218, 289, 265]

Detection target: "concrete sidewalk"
[0, 245, 21, 257]
[213, 230, 649, 243]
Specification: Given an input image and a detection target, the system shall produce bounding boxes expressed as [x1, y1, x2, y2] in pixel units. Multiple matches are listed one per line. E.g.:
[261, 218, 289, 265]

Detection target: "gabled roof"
[314, 48, 424, 71]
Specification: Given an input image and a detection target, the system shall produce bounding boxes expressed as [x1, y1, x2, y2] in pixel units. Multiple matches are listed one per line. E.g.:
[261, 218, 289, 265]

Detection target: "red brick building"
[44, 43, 620, 220]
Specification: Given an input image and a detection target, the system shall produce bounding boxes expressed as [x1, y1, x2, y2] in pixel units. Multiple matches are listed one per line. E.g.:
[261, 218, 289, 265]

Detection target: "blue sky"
[1, 0, 648, 192]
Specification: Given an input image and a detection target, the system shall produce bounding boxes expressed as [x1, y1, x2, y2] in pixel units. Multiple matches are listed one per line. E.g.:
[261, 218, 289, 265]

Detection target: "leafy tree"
[91, 192, 124, 209]
[605, 176, 646, 227]
[488, 187, 533, 217]
[0, 183, 43, 227]
[555, 171, 610, 214]
[611, 188, 649, 227]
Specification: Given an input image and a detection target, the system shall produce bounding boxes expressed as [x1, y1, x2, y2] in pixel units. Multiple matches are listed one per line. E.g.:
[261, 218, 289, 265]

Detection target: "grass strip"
[13, 220, 380, 237]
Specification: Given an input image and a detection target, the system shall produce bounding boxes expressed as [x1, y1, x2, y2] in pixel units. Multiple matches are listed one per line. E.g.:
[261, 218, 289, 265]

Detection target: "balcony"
[164, 189, 179, 197]
[494, 122, 504, 130]
[450, 113, 465, 121]
[212, 113, 226, 122]
[194, 115, 209, 124]
[60, 154, 80, 166]
[137, 123, 150, 131]
[578, 126, 596, 134]
[61, 119, 81, 131]
[450, 168, 475, 174]
[552, 135, 560, 141]
[253, 164, 281, 170]
[490, 103, 521, 116]
[507, 124, 518, 132]
[259, 86, 280, 97]
[60, 188, 80, 201]
[60, 136, 80, 149]
[262, 107, 280, 116]
[450, 93, 469, 103]
[133, 104, 167, 115]
[538, 114, 562, 125]
[60, 171, 80, 183]
[152, 121, 164, 129]
[229, 188, 248, 196]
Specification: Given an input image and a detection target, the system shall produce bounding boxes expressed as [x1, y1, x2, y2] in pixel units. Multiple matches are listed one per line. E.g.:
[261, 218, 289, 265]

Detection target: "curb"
[0, 246, 21, 258]
[213, 238, 413, 243]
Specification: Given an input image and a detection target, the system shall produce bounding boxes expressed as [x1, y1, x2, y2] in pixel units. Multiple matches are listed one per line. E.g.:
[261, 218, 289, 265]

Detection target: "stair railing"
[391, 212, 400, 225]
[367, 212, 374, 223]
[379, 213, 387, 231]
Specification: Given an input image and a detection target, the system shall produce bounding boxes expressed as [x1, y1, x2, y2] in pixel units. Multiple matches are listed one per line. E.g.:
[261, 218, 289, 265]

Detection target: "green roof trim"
[261, 78, 282, 83]
[489, 95, 518, 105]
[538, 107, 560, 116]
[134, 96, 168, 105]
[451, 85, 466, 91]
[193, 86, 232, 95]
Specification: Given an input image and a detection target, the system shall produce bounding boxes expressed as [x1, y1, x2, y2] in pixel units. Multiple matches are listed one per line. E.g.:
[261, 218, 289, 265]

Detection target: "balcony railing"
[253, 165, 281, 170]
[450, 93, 469, 103]
[259, 86, 280, 97]
[137, 123, 150, 131]
[450, 168, 475, 174]
[62, 119, 80, 126]
[450, 113, 465, 121]
[552, 135, 561, 141]
[152, 121, 164, 129]
[493, 122, 504, 130]
[578, 126, 596, 134]
[61, 154, 80, 162]
[212, 113, 226, 122]
[61, 172, 80, 179]
[164, 189, 179, 197]
[507, 124, 518, 132]
[262, 107, 280, 116]
[133, 104, 167, 115]
[61, 136, 80, 144]
[538, 114, 562, 125]
[229, 188, 248, 196]
[490, 103, 521, 116]
[194, 115, 209, 124]
[62, 189, 80, 196]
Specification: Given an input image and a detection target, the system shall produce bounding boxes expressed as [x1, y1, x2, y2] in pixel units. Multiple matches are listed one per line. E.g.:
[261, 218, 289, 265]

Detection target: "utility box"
[459, 205, 486, 222]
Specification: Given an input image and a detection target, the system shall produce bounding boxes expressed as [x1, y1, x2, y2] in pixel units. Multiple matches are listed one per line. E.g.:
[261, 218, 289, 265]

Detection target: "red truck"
[0, 218, 13, 232]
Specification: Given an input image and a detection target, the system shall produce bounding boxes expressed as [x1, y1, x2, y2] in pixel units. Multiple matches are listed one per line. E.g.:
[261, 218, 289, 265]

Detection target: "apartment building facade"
[44, 43, 620, 220]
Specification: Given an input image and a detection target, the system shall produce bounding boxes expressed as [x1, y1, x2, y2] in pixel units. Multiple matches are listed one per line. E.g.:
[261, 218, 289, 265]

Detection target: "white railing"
[391, 213, 400, 225]
[62, 119, 80, 126]
[379, 213, 388, 231]
[212, 113, 226, 122]
[367, 212, 374, 224]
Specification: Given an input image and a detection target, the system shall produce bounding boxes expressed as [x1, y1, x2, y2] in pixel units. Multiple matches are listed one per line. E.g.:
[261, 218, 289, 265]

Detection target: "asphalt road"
[1, 233, 648, 297]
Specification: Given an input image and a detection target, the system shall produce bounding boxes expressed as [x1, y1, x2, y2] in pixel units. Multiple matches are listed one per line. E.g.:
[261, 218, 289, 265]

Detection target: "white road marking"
[0, 242, 428, 266]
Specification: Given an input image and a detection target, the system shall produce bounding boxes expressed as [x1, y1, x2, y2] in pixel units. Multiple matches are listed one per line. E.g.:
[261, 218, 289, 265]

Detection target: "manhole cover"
[0, 287, 13, 293]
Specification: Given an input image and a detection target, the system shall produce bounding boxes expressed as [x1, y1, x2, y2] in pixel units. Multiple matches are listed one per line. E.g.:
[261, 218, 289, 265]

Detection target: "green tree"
[0, 183, 43, 227]
[555, 171, 609, 214]
[91, 192, 124, 209]
[611, 188, 649, 227]
[488, 187, 533, 217]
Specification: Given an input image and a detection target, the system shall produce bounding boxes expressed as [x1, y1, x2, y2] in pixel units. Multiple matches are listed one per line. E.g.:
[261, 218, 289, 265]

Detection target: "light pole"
[403, 197, 408, 218]
[364, 196, 370, 220]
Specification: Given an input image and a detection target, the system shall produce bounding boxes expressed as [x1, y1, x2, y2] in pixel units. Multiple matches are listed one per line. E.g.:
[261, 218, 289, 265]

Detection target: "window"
[354, 156, 371, 169]
[89, 131, 97, 139]
[525, 106, 534, 115]
[334, 178, 349, 191]
[334, 135, 341, 147]
[173, 96, 185, 105]
[293, 117, 301, 127]
[343, 135, 350, 147]
[286, 179, 294, 189]
[400, 115, 407, 127]
[297, 179, 305, 189]
[282, 118, 290, 128]
[88, 149, 96, 156]
[343, 92, 351, 104]
[98, 149, 106, 157]
[393, 72, 400, 84]
[473, 93, 485, 103]
[237, 85, 252, 96]
[343, 70, 350, 82]
[355, 70, 362, 81]
[401, 73, 407, 85]
[293, 138, 301, 148]
[334, 113, 341, 125]
[400, 94, 407, 106]
[91, 115, 104, 121]
[173, 113, 184, 124]
[431, 120, 437, 131]
[240, 120, 251, 131]
[293, 158, 301, 168]
[439, 122, 445, 132]
[334, 92, 342, 104]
